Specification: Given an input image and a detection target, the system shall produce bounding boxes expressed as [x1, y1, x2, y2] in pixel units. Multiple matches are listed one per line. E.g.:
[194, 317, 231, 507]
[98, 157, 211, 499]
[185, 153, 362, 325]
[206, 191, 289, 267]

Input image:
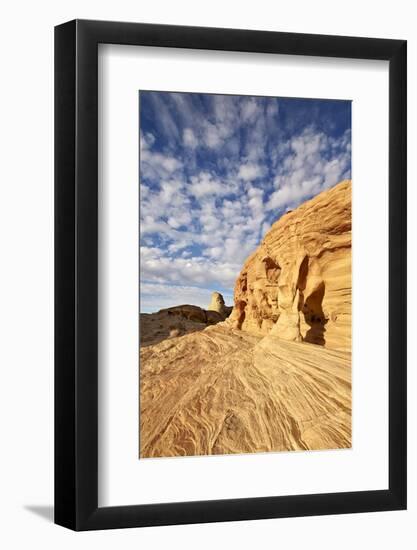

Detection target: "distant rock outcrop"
[140, 298, 231, 347]
[230, 180, 351, 351]
[160, 304, 222, 324]
[207, 291, 233, 319]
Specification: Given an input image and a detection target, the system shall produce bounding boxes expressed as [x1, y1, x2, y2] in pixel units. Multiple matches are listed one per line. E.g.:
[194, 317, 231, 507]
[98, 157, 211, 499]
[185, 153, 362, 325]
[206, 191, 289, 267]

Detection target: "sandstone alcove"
[297, 255, 309, 291]
[262, 256, 281, 283]
[235, 300, 247, 329]
[302, 282, 327, 346]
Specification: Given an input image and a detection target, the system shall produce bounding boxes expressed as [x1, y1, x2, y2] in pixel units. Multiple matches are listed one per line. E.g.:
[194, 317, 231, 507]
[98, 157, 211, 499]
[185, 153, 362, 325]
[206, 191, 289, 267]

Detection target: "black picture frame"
[55, 19, 407, 531]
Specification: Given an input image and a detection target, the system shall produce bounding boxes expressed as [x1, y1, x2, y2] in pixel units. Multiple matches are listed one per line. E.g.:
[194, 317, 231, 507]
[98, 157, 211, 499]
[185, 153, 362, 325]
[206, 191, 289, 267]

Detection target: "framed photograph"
[55, 20, 407, 530]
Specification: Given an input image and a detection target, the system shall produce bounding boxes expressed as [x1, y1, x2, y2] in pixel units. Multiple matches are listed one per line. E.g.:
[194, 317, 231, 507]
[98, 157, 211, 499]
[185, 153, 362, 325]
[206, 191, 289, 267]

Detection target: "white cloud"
[142, 151, 182, 175]
[146, 93, 180, 142]
[140, 247, 240, 289]
[266, 102, 279, 118]
[266, 177, 321, 211]
[140, 216, 172, 236]
[170, 94, 201, 128]
[241, 98, 261, 123]
[248, 194, 264, 213]
[237, 163, 265, 182]
[266, 128, 351, 212]
[212, 94, 240, 128]
[141, 132, 155, 149]
[159, 178, 182, 200]
[167, 210, 192, 229]
[189, 172, 235, 198]
[203, 122, 223, 149]
[140, 177, 194, 243]
[183, 128, 198, 149]
[140, 132, 183, 181]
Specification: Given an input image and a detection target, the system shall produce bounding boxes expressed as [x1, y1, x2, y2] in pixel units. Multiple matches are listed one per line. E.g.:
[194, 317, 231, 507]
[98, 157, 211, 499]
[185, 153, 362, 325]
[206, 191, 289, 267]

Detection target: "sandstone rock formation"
[207, 291, 233, 319]
[139, 180, 352, 458]
[140, 324, 351, 457]
[230, 180, 351, 352]
[159, 304, 223, 324]
[141, 302, 225, 347]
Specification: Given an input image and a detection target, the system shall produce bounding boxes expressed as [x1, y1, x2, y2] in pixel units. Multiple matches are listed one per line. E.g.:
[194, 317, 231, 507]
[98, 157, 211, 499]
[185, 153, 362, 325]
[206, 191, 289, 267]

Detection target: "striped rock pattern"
[230, 180, 351, 351]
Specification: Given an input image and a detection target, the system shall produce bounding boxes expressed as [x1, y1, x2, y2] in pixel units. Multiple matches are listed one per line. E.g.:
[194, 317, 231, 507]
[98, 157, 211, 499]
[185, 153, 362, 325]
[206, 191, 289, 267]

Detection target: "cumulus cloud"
[167, 210, 192, 229]
[266, 127, 351, 211]
[183, 128, 198, 149]
[140, 246, 240, 288]
[140, 132, 183, 181]
[241, 98, 261, 123]
[238, 163, 265, 182]
[202, 121, 233, 149]
[189, 172, 236, 198]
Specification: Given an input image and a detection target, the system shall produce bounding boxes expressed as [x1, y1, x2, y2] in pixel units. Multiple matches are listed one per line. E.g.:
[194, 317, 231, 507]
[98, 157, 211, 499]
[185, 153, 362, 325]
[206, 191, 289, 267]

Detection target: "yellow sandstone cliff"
[230, 180, 351, 351]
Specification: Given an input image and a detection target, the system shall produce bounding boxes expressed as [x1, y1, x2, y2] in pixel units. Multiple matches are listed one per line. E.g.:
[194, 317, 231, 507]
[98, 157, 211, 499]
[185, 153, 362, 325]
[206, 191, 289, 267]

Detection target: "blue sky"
[139, 91, 351, 313]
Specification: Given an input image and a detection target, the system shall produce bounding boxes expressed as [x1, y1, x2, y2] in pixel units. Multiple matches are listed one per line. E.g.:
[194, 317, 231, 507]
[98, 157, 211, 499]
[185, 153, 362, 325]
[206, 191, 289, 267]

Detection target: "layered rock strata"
[140, 325, 351, 457]
[230, 180, 351, 352]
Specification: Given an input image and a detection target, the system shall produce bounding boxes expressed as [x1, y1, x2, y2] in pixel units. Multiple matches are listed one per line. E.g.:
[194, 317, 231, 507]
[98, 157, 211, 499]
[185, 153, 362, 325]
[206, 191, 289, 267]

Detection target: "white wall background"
[0, 1, 414, 548]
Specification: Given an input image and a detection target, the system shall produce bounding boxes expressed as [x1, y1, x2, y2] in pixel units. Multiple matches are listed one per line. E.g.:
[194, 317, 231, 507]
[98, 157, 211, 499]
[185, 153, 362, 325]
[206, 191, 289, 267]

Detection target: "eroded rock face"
[230, 180, 351, 351]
